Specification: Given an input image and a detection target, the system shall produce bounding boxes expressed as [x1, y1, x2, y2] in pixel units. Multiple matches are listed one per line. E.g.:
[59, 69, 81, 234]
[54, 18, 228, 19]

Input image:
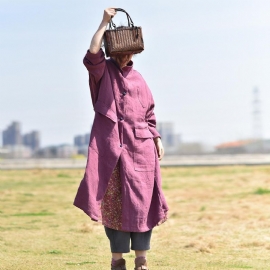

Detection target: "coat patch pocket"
[134, 127, 155, 172]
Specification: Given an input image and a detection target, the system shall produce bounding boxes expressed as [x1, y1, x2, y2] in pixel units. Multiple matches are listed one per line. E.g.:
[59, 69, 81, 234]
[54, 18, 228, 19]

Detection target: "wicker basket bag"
[103, 8, 144, 57]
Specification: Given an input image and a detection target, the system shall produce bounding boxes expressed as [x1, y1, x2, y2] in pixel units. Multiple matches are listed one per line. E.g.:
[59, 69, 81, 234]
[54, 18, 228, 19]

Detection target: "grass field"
[1, 166, 270, 270]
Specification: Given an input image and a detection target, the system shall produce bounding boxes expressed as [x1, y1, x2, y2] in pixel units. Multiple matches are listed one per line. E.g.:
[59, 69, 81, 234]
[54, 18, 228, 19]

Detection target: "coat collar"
[109, 58, 133, 77]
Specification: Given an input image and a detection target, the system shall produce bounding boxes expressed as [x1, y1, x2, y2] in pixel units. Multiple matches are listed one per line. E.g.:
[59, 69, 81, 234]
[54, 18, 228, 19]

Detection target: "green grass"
[12, 212, 55, 217]
[254, 187, 270, 195]
[1, 166, 270, 269]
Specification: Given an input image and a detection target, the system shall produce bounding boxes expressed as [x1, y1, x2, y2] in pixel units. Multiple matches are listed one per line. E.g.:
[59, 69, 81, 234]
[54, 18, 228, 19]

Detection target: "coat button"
[122, 91, 127, 96]
[119, 117, 124, 121]
[120, 144, 122, 147]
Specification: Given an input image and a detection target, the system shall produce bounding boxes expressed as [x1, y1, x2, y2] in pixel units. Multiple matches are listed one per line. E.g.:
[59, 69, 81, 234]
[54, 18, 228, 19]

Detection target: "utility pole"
[252, 87, 264, 152]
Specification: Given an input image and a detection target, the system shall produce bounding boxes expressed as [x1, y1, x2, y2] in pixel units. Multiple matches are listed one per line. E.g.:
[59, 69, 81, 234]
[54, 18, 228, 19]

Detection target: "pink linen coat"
[73, 49, 168, 232]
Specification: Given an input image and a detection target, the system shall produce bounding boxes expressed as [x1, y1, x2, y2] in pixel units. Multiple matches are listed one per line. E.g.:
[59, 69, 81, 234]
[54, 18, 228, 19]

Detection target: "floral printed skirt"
[101, 160, 122, 230]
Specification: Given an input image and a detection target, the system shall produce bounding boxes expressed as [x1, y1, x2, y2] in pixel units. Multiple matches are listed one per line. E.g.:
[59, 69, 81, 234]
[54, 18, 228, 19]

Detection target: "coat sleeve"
[145, 84, 161, 139]
[83, 49, 106, 106]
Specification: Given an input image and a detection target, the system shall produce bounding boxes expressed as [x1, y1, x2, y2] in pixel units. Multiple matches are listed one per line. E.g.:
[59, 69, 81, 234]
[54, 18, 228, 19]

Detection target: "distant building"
[74, 133, 90, 156]
[84, 133, 90, 145]
[2, 121, 22, 146]
[1, 145, 32, 159]
[178, 142, 206, 155]
[0, 147, 11, 158]
[246, 139, 270, 153]
[156, 122, 180, 154]
[23, 131, 40, 151]
[2, 121, 40, 157]
[74, 133, 90, 147]
[74, 135, 85, 147]
[215, 139, 270, 154]
[35, 146, 57, 158]
[215, 140, 251, 154]
[56, 144, 78, 158]
[36, 144, 78, 158]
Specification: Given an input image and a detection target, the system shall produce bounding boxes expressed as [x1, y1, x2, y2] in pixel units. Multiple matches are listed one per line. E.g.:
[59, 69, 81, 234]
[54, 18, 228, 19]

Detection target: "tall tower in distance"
[252, 87, 263, 140]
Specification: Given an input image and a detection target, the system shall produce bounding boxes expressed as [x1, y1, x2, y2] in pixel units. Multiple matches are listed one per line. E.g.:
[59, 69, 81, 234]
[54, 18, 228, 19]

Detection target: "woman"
[74, 8, 168, 270]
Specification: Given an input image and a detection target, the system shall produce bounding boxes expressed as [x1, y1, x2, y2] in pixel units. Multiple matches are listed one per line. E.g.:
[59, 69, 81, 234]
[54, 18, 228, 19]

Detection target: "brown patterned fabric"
[101, 161, 122, 230]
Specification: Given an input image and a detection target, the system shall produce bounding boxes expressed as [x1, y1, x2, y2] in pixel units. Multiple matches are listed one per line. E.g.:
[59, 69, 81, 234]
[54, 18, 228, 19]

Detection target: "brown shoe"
[111, 258, 126, 270]
[134, 257, 148, 270]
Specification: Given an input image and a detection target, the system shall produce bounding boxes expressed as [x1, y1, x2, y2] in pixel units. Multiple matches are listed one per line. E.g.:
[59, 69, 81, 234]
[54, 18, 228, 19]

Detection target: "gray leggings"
[104, 226, 152, 253]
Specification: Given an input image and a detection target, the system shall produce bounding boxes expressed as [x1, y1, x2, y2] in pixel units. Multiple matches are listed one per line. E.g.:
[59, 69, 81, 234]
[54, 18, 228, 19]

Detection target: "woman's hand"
[102, 8, 117, 23]
[154, 137, 164, 161]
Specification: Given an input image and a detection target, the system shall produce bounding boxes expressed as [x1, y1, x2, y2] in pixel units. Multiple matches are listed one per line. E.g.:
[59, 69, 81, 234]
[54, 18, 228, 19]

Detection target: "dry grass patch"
[1, 166, 270, 269]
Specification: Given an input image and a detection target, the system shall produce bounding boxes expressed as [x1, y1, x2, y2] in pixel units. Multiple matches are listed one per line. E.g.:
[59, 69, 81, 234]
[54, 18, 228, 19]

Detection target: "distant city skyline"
[1, 1, 270, 146]
[2, 120, 270, 158]
[1, 121, 40, 150]
[0, 120, 186, 157]
[0, 120, 181, 151]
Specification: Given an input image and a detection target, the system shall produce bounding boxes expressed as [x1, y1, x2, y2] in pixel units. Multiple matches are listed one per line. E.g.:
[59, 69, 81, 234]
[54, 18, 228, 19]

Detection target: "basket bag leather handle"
[109, 8, 135, 29]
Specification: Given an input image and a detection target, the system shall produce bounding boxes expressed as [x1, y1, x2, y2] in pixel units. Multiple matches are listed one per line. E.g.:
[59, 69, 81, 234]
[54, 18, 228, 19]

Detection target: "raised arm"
[89, 8, 116, 54]
[83, 8, 116, 105]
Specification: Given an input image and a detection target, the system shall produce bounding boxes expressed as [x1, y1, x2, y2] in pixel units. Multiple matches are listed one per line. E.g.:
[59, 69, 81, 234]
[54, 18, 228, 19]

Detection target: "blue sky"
[1, 0, 270, 146]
